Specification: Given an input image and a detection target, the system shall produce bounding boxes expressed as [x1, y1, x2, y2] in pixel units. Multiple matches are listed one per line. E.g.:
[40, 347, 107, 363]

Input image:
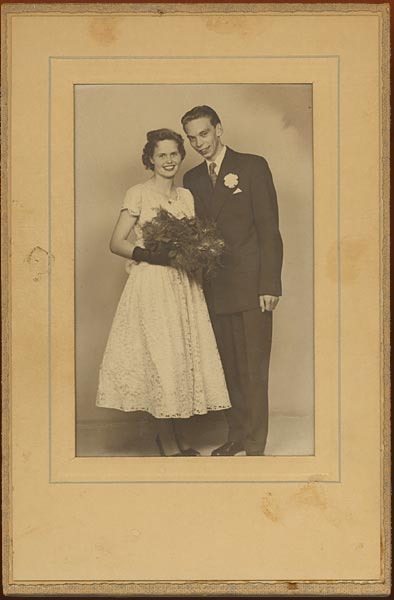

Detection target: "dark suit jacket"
[183, 147, 283, 315]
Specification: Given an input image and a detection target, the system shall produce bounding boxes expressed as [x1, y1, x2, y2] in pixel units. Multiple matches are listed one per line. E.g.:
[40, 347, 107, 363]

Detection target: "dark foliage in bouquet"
[141, 208, 226, 281]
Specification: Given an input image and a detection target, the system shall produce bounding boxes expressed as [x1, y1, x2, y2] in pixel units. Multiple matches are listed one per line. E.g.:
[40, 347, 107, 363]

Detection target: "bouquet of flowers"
[140, 208, 226, 281]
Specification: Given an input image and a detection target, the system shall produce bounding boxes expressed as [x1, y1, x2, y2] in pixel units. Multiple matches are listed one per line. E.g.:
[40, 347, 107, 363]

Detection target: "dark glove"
[132, 242, 173, 266]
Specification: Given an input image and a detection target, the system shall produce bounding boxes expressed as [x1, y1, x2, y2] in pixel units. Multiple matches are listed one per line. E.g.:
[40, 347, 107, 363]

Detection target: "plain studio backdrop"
[75, 84, 314, 456]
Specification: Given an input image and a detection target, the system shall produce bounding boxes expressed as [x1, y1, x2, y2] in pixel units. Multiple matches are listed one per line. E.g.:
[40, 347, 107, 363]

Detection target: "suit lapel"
[193, 162, 214, 218]
[211, 147, 238, 221]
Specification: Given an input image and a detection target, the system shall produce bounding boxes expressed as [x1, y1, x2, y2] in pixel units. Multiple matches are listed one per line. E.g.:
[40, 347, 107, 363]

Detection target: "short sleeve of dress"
[121, 184, 143, 217]
[179, 187, 195, 218]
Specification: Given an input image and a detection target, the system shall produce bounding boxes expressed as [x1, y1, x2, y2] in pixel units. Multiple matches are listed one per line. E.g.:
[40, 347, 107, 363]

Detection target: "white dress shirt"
[206, 145, 227, 177]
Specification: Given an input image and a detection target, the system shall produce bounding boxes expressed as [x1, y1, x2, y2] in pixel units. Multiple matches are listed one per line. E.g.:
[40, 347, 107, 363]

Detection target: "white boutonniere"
[224, 173, 238, 188]
[224, 173, 242, 195]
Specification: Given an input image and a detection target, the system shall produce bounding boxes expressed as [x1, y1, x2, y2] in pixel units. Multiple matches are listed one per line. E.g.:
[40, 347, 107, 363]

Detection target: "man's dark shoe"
[211, 441, 245, 456]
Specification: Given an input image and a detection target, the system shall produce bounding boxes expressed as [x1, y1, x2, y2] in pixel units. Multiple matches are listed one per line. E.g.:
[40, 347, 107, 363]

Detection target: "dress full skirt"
[96, 261, 231, 418]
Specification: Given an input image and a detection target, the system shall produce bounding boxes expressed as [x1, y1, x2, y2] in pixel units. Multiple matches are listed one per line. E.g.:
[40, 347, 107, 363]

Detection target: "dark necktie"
[209, 162, 217, 187]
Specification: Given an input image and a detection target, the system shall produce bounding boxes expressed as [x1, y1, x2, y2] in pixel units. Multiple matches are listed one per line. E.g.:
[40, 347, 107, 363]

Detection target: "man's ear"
[216, 123, 224, 137]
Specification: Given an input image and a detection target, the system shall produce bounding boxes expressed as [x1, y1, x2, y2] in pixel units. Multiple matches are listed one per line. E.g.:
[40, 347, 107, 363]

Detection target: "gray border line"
[51, 54, 341, 60]
[49, 54, 340, 485]
[337, 55, 341, 483]
[48, 55, 53, 483]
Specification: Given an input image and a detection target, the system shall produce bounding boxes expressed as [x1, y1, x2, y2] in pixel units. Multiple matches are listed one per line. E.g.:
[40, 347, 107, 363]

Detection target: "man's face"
[184, 117, 223, 161]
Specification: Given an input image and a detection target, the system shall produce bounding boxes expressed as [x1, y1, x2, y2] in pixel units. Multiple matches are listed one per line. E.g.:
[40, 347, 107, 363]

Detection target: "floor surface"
[77, 411, 314, 457]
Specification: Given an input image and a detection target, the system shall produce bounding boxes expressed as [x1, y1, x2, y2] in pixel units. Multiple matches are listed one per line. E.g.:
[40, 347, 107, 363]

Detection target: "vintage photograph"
[75, 83, 314, 458]
[2, 2, 389, 595]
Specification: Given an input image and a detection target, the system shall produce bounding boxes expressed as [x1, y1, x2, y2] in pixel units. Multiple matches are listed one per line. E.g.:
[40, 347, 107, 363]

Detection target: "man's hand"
[259, 295, 280, 312]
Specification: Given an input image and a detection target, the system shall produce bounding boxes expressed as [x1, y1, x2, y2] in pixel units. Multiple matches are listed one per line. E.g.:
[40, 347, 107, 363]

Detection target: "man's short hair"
[181, 105, 221, 129]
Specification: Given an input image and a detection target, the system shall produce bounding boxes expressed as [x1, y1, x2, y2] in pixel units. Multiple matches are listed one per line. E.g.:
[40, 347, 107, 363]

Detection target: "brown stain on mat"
[261, 492, 281, 523]
[88, 17, 120, 46]
[22, 451, 31, 463]
[326, 237, 369, 284]
[287, 582, 298, 590]
[308, 473, 326, 482]
[19, 524, 49, 539]
[205, 15, 257, 37]
[95, 543, 111, 556]
[25, 246, 54, 282]
[130, 528, 142, 543]
[293, 484, 354, 529]
[294, 484, 327, 510]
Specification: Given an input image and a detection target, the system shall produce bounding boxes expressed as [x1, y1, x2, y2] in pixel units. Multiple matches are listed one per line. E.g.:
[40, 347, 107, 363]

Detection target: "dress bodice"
[122, 178, 195, 246]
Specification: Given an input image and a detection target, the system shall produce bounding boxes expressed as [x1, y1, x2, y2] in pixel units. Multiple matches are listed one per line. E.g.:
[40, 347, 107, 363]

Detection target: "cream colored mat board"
[1, 3, 390, 596]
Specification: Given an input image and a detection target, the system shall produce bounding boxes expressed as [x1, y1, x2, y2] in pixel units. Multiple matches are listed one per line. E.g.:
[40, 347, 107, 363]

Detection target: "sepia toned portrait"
[75, 84, 314, 458]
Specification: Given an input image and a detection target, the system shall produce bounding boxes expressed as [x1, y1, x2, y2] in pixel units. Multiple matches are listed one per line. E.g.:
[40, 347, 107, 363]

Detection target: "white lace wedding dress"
[96, 178, 231, 418]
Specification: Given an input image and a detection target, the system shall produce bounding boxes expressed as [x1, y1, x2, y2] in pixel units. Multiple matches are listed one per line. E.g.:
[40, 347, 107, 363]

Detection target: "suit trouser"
[209, 308, 273, 454]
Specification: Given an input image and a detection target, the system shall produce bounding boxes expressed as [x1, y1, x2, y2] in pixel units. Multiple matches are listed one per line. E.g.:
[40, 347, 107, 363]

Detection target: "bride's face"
[151, 140, 182, 179]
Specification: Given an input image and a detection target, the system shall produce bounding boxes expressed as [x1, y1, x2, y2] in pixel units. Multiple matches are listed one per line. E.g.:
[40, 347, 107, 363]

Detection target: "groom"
[182, 105, 283, 456]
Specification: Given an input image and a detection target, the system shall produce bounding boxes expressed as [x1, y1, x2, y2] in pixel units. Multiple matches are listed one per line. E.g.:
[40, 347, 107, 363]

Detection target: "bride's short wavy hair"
[142, 129, 186, 171]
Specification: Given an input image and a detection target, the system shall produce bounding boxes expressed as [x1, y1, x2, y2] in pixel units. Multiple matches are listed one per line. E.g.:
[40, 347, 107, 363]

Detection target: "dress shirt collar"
[206, 145, 227, 174]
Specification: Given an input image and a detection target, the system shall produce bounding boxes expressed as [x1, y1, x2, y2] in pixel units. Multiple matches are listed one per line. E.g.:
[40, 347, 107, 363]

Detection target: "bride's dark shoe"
[171, 447, 201, 457]
[155, 434, 199, 456]
[155, 434, 166, 456]
[170, 420, 200, 456]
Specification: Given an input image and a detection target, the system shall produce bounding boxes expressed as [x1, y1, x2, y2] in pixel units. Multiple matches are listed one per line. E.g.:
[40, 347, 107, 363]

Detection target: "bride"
[96, 128, 230, 455]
